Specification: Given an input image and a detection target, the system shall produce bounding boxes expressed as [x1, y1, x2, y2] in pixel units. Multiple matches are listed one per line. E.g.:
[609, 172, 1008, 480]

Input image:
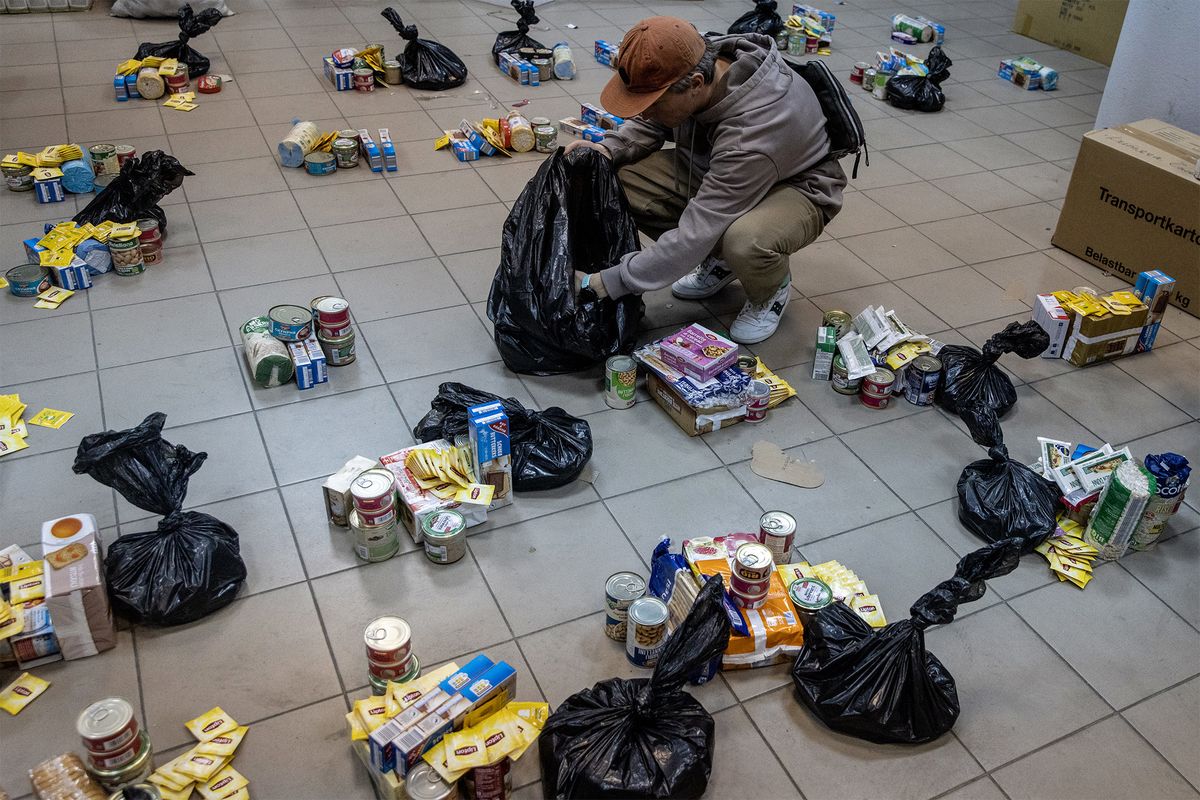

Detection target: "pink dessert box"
[658, 323, 739, 382]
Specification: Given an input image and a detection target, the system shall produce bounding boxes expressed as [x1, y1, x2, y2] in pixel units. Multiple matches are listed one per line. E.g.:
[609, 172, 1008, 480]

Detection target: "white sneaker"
[671, 255, 735, 300]
[730, 281, 791, 344]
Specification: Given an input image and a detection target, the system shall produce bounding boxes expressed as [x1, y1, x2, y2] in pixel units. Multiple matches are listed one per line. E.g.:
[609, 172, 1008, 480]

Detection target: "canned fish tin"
[6, 263, 52, 296]
[357, 500, 397, 528]
[822, 309, 852, 339]
[861, 367, 895, 396]
[353, 68, 375, 92]
[625, 596, 669, 668]
[369, 673, 389, 696]
[406, 763, 459, 800]
[730, 581, 769, 610]
[77, 698, 138, 755]
[737, 354, 757, 375]
[745, 379, 770, 422]
[108, 786, 160, 800]
[337, 129, 360, 144]
[831, 353, 861, 395]
[904, 355, 941, 407]
[604, 571, 646, 642]
[304, 151, 337, 175]
[604, 355, 637, 409]
[350, 510, 400, 562]
[318, 329, 357, 366]
[351, 469, 396, 512]
[364, 615, 412, 663]
[464, 757, 512, 800]
[165, 68, 189, 95]
[758, 510, 796, 561]
[332, 138, 360, 169]
[368, 654, 414, 680]
[729, 570, 771, 599]
[87, 731, 144, 771]
[422, 509, 467, 564]
[137, 218, 162, 266]
[267, 304, 313, 341]
[88, 733, 153, 791]
[2, 163, 34, 192]
[788, 577, 833, 621]
[314, 295, 351, 332]
[384, 59, 402, 84]
[89, 144, 118, 176]
[733, 542, 774, 582]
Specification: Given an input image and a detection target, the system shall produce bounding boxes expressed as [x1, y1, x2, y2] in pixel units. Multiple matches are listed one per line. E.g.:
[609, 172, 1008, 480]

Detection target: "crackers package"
[44, 534, 115, 661]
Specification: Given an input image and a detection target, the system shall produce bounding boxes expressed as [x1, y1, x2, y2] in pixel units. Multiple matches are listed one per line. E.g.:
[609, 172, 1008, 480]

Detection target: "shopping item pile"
[322, 44, 390, 92]
[496, 41, 575, 85]
[851, 45, 952, 111]
[239, 296, 357, 390]
[114, 56, 221, 108]
[132, 3, 222, 77]
[277, 122, 396, 174]
[0, 395, 72, 458]
[998, 55, 1058, 90]
[781, 9, 833, 56]
[492, 0, 543, 66]
[889, 12, 945, 45]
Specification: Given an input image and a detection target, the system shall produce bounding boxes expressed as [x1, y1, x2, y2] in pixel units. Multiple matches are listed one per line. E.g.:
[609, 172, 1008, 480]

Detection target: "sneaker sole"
[729, 326, 779, 345]
[670, 273, 736, 300]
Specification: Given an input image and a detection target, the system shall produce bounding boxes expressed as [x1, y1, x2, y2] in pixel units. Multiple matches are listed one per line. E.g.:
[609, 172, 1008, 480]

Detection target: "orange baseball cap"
[600, 16, 707, 119]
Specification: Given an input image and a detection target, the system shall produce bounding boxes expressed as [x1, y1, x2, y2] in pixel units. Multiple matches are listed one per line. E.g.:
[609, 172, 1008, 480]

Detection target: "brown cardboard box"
[44, 534, 116, 660]
[1052, 119, 1200, 318]
[1062, 294, 1148, 367]
[1012, 0, 1128, 66]
[645, 372, 745, 436]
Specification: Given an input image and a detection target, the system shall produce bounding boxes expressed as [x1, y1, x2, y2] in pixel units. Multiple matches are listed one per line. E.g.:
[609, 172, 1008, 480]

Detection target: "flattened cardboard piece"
[750, 441, 824, 489]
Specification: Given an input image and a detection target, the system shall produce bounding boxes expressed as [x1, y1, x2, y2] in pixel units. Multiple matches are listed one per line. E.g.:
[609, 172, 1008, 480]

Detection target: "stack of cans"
[603, 571, 647, 642]
[76, 697, 154, 792]
[311, 296, 357, 367]
[729, 542, 775, 609]
[349, 468, 401, 563]
[364, 615, 420, 696]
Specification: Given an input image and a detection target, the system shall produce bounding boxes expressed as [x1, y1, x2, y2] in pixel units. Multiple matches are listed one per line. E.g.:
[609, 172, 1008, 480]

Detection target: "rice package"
[1084, 460, 1156, 561]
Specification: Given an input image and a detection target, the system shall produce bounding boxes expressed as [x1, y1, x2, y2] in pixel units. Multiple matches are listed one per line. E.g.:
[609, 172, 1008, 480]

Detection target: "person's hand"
[563, 139, 611, 158]
[574, 270, 608, 299]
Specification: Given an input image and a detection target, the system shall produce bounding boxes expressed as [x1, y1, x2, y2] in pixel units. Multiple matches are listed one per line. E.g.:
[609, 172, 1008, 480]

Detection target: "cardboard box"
[322, 456, 381, 526]
[1051, 119, 1200, 318]
[1062, 292, 1148, 367]
[645, 372, 745, 436]
[1134, 270, 1176, 351]
[468, 404, 512, 510]
[43, 534, 115, 661]
[1012, 0, 1128, 66]
[1032, 293, 1070, 358]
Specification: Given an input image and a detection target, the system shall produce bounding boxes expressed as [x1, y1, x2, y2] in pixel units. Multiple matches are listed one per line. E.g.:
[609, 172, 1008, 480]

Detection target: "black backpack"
[790, 58, 869, 178]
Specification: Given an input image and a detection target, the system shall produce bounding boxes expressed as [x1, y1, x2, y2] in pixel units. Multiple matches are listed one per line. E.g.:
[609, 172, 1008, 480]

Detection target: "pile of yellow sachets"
[1034, 517, 1098, 589]
[0, 395, 74, 458]
[421, 701, 548, 784]
[2, 144, 83, 169]
[150, 707, 251, 800]
[404, 444, 493, 504]
[779, 559, 887, 628]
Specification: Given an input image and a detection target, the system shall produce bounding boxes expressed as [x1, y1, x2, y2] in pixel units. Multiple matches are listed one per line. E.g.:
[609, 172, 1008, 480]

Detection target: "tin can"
[604, 571, 646, 642]
[6, 263, 52, 297]
[337, 129, 360, 144]
[604, 355, 637, 409]
[850, 62, 867, 84]
[364, 615, 412, 664]
[862, 67, 876, 91]
[787, 577, 833, 626]
[3, 163, 34, 191]
[88, 733, 153, 791]
[737, 354, 758, 375]
[87, 730, 144, 771]
[89, 144, 118, 177]
[350, 510, 400, 563]
[114, 145, 136, 168]
[860, 367, 895, 409]
[787, 30, 806, 56]
[422, 509, 467, 565]
[77, 698, 139, 755]
[137, 218, 162, 266]
[758, 510, 796, 562]
[368, 654, 414, 680]
[406, 763, 459, 800]
[831, 353, 860, 395]
[904, 355, 941, 407]
[730, 581, 769, 610]
[745, 379, 770, 422]
[314, 296, 351, 334]
[774, 29, 790, 50]
[197, 74, 221, 93]
[353, 68, 375, 92]
[267, 304, 313, 341]
[733, 542, 774, 582]
[729, 570, 771, 599]
[368, 673, 389, 696]
[165, 68, 189, 95]
[304, 151, 337, 176]
[822, 309, 852, 339]
[532, 117, 557, 153]
[109, 786, 160, 800]
[107, 236, 144, 276]
[383, 59, 402, 85]
[464, 758, 511, 800]
[318, 329, 357, 366]
[332, 137, 359, 169]
[357, 500, 397, 528]
[625, 597, 669, 668]
[805, 35, 819, 54]
[351, 469, 395, 512]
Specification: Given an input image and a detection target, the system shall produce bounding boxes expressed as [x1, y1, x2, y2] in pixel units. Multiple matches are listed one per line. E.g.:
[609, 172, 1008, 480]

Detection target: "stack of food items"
[381, 440, 492, 548]
[149, 706, 251, 799]
[322, 44, 387, 92]
[75, 697, 153, 792]
[3, 144, 90, 202]
[497, 42, 575, 84]
[113, 56, 206, 102]
[277, 123, 396, 175]
[890, 13, 944, 45]
[364, 616, 420, 697]
[1034, 517, 1099, 588]
[998, 55, 1058, 91]
[349, 468, 402, 563]
[239, 297, 357, 392]
[782, 9, 832, 56]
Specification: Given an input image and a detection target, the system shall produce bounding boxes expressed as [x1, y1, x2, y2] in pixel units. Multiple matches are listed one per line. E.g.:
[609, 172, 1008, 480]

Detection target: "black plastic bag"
[73, 150, 193, 236]
[72, 412, 246, 626]
[414, 382, 592, 492]
[957, 402, 1059, 553]
[936, 320, 1049, 417]
[791, 538, 1022, 744]
[728, 0, 783, 36]
[492, 0, 544, 65]
[381, 8, 468, 91]
[487, 148, 644, 375]
[886, 46, 952, 112]
[539, 576, 731, 799]
[133, 3, 222, 78]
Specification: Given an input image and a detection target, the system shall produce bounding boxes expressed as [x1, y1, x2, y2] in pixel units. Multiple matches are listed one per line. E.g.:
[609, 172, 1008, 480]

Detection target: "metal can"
[87, 730, 144, 771]
[904, 355, 941, 407]
[6, 263, 52, 297]
[357, 499, 396, 528]
[107, 236, 144, 276]
[625, 597, 669, 668]
[733, 542, 774, 582]
[267, 304, 313, 341]
[353, 68, 375, 92]
[318, 329, 357, 366]
[464, 758, 512, 800]
[165, 67, 189, 95]
[774, 29, 790, 50]
[860, 367, 895, 410]
[332, 137, 359, 169]
[314, 295, 351, 335]
[304, 151, 337, 176]
[787, 576, 833, 627]
[745, 379, 771, 422]
[364, 615, 412, 664]
[197, 74, 221, 93]
[368, 654, 414, 680]
[137, 218, 162, 266]
[729, 570, 771, 599]
[89, 144, 118, 177]
[729, 580, 770, 610]
[109, 786, 160, 800]
[114, 144, 136, 168]
[422, 509, 467, 565]
[737, 354, 758, 375]
[862, 67, 876, 91]
[406, 763, 459, 800]
[383, 59, 402, 84]
[831, 353, 860, 395]
[350, 469, 396, 512]
[805, 35, 819, 54]
[604, 571, 646, 642]
[758, 511, 796, 562]
[604, 355, 637, 409]
[2, 163, 34, 191]
[850, 62, 867, 84]
[349, 510, 400, 563]
[822, 309, 852, 339]
[337, 129, 360, 144]
[531, 117, 557, 153]
[88, 732, 153, 792]
[77, 698, 139, 755]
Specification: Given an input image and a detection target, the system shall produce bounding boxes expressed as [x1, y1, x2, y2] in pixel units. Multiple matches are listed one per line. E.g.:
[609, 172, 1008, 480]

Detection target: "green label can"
[605, 355, 637, 409]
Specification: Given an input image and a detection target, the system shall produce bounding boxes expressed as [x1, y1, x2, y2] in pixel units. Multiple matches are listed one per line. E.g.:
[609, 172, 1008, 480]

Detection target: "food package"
[240, 316, 294, 388]
[1084, 459, 1156, 561]
[380, 441, 489, 543]
[1130, 453, 1190, 551]
[43, 534, 115, 660]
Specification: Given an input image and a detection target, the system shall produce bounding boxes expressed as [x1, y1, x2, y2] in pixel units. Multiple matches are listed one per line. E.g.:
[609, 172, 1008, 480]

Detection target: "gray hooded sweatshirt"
[598, 33, 847, 300]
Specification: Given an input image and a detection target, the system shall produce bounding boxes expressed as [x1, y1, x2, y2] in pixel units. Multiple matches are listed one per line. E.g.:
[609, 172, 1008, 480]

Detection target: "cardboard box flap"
[1088, 120, 1200, 179]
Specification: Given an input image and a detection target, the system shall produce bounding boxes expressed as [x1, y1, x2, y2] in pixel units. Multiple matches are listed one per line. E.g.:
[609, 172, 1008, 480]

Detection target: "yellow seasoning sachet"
[149, 765, 192, 792]
[27, 408, 74, 429]
[0, 433, 29, 458]
[196, 724, 248, 757]
[354, 695, 390, 733]
[345, 710, 367, 741]
[8, 574, 45, 604]
[443, 726, 490, 772]
[198, 764, 248, 800]
[0, 672, 50, 715]
[175, 750, 229, 782]
[186, 706, 238, 742]
[154, 783, 195, 800]
[222, 788, 250, 800]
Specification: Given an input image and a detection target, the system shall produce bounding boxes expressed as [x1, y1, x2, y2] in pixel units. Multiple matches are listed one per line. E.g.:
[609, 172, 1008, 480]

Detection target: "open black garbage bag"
[72, 413, 246, 626]
[133, 3, 223, 78]
[488, 148, 644, 375]
[886, 46, 952, 112]
[728, 0, 784, 36]
[73, 150, 193, 236]
[539, 576, 731, 799]
[492, 0, 544, 65]
[792, 538, 1022, 744]
[381, 8, 468, 90]
[414, 382, 591, 491]
[936, 320, 1049, 417]
[957, 402, 1059, 553]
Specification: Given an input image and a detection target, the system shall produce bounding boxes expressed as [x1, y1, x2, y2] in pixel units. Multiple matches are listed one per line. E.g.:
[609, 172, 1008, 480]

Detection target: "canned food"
[353, 68, 375, 92]
[165, 69, 189, 95]
[850, 62, 867, 83]
[873, 69, 891, 100]
[805, 35, 819, 53]
[267, 304, 312, 341]
[6, 263, 52, 297]
[86, 729, 144, 771]
[464, 757, 512, 800]
[822, 309, 852, 339]
[114, 144, 136, 168]
[737, 354, 758, 375]
[197, 74, 221, 93]
[137, 218, 162, 266]
[368, 654, 414, 680]
[745, 379, 771, 423]
[422, 509, 467, 565]
[863, 67, 877, 91]
[831, 353, 861, 395]
[350, 510, 400, 563]
[406, 763, 459, 800]
[732, 542, 774, 582]
[788, 577, 833, 620]
[729, 570, 771, 598]
[904, 355, 941, 407]
[357, 500, 396, 528]
[109, 785, 160, 800]
[337, 129, 360, 144]
[88, 732, 153, 791]
[314, 296, 351, 332]
[350, 469, 396, 512]
[304, 151, 337, 176]
[318, 329, 357, 366]
[89, 144, 118, 176]
[758, 510, 796, 561]
[332, 138, 360, 169]
[625, 597, 669, 668]
[532, 117, 557, 153]
[861, 367, 895, 396]
[604, 355, 637, 409]
[107, 236, 144, 276]
[364, 615, 412, 664]
[383, 59, 402, 84]
[77, 698, 138, 755]
[2, 163, 34, 191]
[730, 582, 769, 610]
[604, 571, 646, 642]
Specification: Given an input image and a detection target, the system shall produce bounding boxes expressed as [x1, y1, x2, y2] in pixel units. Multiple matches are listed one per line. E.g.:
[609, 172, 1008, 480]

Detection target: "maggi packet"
[0, 672, 50, 715]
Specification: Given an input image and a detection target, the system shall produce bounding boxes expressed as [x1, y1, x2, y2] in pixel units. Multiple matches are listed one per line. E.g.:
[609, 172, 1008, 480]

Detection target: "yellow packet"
[454, 483, 494, 506]
[0, 672, 50, 715]
[0, 602, 11, 623]
[27, 408, 74, 429]
[222, 788, 250, 800]
[850, 593, 887, 628]
[0, 609, 25, 641]
[198, 765, 248, 800]
[386, 662, 459, 717]
[0, 276, 7, 290]
[109, 221, 140, 240]
[8, 574, 45, 604]
[0, 433, 29, 458]
[507, 701, 549, 729]
[155, 783, 195, 800]
[443, 727, 490, 771]
[175, 750, 229, 782]
[477, 708, 529, 763]
[116, 58, 142, 75]
[196, 724, 248, 757]
[345, 710, 367, 741]
[186, 706, 238, 742]
[39, 249, 75, 268]
[422, 738, 468, 784]
[149, 769, 192, 793]
[354, 695, 390, 733]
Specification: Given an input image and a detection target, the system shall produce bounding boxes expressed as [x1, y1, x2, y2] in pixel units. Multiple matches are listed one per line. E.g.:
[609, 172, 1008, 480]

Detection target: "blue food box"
[468, 402, 512, 509]
[1134, 270, 1176, 352]
[34, 178, 65, 204]
[323, 57, 354, 91]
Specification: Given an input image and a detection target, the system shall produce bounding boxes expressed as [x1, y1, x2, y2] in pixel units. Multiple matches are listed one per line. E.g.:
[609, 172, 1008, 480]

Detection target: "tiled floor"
[2, 0, 1199, 798]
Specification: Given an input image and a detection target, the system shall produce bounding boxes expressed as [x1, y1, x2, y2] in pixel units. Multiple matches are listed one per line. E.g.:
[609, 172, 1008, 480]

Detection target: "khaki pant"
[618, 151, 824, 304]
